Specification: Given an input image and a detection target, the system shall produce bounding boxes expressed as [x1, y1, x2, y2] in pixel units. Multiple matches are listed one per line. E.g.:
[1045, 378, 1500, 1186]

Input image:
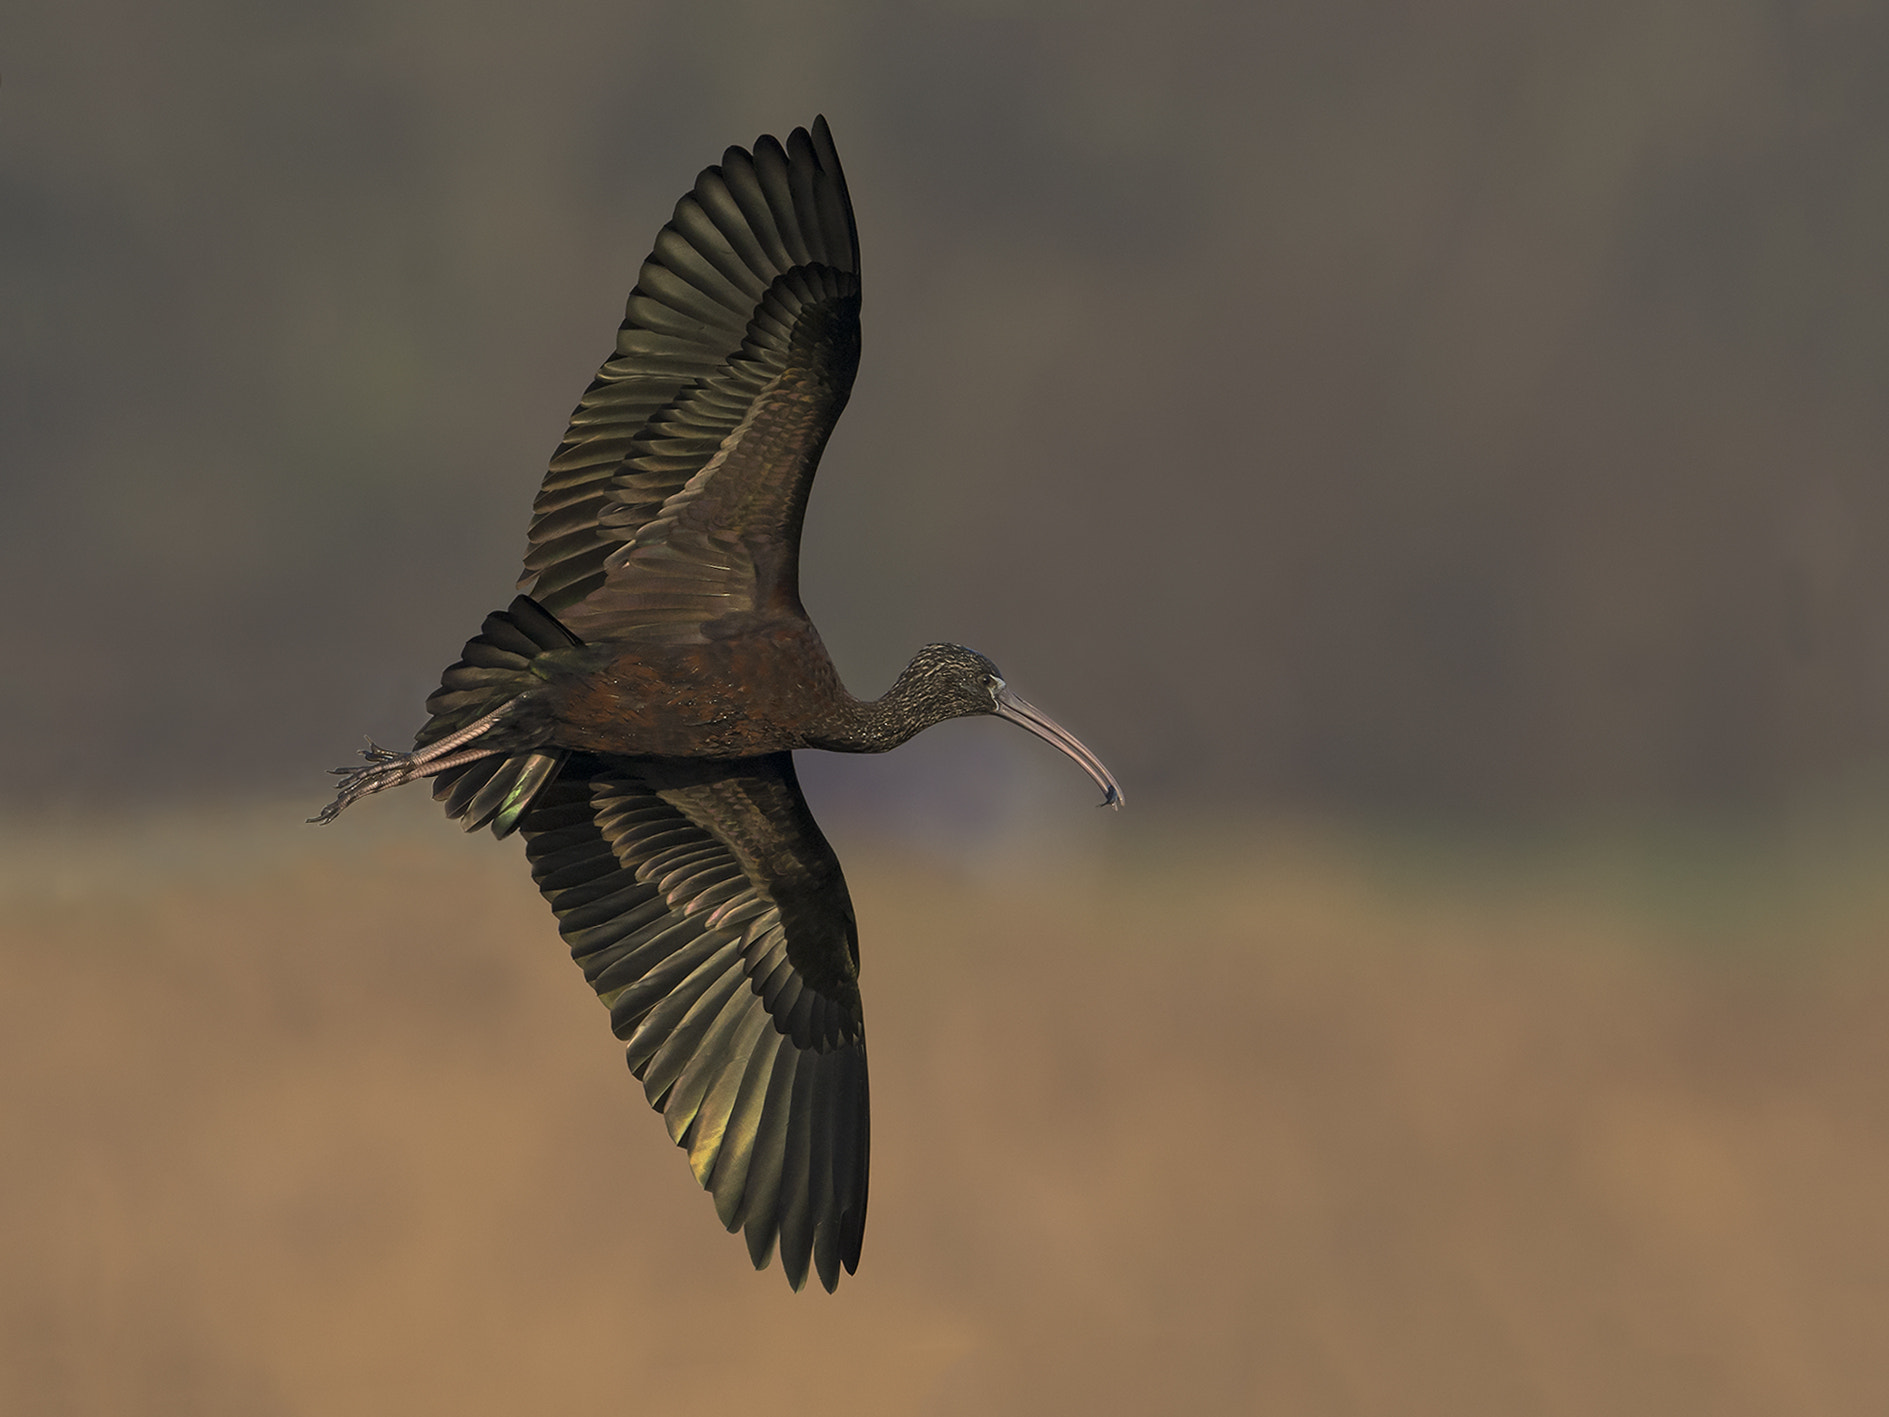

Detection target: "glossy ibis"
[315, 117, 1121, 1292]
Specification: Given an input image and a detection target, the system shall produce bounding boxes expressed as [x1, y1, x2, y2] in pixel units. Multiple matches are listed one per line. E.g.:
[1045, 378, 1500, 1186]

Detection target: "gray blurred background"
[4, 0, 1888, 824]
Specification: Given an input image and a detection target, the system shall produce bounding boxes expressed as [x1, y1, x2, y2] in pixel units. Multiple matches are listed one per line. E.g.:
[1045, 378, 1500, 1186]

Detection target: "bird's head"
[896, 644, 1123, 808]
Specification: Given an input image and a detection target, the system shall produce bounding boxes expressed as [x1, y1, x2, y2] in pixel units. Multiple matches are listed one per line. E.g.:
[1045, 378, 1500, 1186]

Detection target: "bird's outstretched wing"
[517, 752, 869, 1291]
[521, 117, 862, 644]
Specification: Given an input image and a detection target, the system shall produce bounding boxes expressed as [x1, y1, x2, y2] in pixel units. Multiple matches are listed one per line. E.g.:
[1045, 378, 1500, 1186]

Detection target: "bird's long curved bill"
[993, 688, 1124, 808]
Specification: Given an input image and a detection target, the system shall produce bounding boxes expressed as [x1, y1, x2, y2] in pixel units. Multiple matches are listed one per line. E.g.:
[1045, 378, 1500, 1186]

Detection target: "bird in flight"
[315, 117, 1121, 1291]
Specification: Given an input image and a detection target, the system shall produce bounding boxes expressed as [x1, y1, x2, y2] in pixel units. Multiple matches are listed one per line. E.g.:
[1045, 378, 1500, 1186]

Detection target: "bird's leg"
[309, 703, 514, 824]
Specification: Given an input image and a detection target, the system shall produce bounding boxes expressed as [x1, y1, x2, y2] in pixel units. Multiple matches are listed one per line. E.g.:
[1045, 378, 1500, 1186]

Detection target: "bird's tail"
[421, 595, 582, 837]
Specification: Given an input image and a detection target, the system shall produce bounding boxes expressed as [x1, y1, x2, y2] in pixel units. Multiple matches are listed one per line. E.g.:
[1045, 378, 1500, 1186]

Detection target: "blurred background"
[4, 0, 1889, 1412]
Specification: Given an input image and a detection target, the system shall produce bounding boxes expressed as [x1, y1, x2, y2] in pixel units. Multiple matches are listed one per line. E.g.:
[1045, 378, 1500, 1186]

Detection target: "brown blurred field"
[3, 801, 1887, 1415]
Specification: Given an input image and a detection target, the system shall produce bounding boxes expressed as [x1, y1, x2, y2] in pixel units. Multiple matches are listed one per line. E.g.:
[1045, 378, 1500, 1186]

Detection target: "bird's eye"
[986, 674, 1005, 696]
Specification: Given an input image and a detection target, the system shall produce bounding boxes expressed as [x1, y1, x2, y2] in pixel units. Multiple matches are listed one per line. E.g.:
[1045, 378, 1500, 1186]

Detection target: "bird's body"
[469, 623, 848, 758]
[317, 117, 1119, 1293]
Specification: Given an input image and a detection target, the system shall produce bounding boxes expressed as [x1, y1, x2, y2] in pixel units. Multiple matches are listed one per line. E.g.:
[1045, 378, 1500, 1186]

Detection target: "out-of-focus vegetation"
[3, 801, 1886, 1414]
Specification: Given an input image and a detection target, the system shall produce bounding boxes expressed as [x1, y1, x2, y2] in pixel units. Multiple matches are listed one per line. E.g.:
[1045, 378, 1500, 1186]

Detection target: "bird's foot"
[310, 703, 517, 825]
[309, 740, 424, 824]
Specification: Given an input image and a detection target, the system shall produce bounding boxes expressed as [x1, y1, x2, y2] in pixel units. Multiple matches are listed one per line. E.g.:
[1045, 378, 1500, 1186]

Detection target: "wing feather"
[678, 992, 773, 1176]
[690, 173, 782, 296]
[519, 752, 868, 1290]
[519, 117, 860, 635]
[807, 1059, 842, 1291]
[774, 1054, 821, 1290]
[705, 1015, 784, 1223]
[638, 950, 747, 1104]
[741, 1033, 802, 1261]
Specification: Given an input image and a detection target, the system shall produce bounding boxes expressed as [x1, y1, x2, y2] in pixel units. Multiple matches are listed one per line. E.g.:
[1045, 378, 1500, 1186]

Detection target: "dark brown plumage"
[315, 117, 1120, 1292]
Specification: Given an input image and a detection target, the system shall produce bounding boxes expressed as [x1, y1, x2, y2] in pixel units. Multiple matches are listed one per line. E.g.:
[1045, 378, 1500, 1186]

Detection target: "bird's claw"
[310, 744, 418, 824]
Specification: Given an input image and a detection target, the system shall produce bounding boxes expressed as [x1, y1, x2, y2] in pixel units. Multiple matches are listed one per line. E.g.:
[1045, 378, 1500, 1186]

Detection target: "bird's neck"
[810, 659, 952, 755]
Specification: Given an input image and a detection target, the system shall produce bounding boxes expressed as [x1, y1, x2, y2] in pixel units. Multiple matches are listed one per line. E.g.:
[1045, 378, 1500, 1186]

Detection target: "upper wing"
[521, 117, 862, 643]
[518, 752, 869, 1292]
